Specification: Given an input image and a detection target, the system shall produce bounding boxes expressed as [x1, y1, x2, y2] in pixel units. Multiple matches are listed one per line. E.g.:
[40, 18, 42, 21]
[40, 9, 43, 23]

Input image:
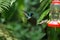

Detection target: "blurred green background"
[0, 0, 58, 40]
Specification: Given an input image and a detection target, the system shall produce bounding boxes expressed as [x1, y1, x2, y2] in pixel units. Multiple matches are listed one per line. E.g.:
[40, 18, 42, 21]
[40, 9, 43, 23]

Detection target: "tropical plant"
[0, 0, 52, 40]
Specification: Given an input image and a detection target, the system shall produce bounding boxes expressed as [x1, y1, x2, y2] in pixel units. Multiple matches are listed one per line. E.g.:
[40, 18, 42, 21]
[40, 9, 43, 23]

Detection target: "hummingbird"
[23, 10, 37, 25]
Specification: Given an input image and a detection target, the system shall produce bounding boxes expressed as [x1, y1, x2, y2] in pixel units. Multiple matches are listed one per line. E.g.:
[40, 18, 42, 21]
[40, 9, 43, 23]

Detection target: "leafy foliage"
[0, 0, 52, 40]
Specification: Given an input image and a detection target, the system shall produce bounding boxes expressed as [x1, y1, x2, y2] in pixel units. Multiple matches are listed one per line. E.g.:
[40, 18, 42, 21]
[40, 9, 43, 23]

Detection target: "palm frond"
[0, 0, 16, 22]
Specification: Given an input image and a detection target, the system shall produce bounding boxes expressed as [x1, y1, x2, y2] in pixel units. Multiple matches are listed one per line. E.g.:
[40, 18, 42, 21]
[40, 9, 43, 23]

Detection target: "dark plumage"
[23, 10, 37, 25]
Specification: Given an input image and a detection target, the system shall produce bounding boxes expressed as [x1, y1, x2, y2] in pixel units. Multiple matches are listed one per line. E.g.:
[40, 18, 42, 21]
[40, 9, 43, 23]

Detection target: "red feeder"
[52, 0, 60, 4]
[48, 0, 60, 28]
[47, 21, 60, 28]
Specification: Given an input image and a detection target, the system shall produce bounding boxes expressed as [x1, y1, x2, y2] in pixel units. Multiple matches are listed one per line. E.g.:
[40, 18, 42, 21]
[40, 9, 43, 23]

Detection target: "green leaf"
[36, 0, 51, 13]
[37, 9, 49, 24]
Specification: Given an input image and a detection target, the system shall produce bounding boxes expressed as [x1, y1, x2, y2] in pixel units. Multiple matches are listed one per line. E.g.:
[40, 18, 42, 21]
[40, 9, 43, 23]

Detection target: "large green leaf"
[37, 9, 49, 24]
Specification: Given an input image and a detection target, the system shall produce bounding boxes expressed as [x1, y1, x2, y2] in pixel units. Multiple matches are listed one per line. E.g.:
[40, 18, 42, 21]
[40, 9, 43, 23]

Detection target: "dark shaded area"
[0, 36, 6, 40]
